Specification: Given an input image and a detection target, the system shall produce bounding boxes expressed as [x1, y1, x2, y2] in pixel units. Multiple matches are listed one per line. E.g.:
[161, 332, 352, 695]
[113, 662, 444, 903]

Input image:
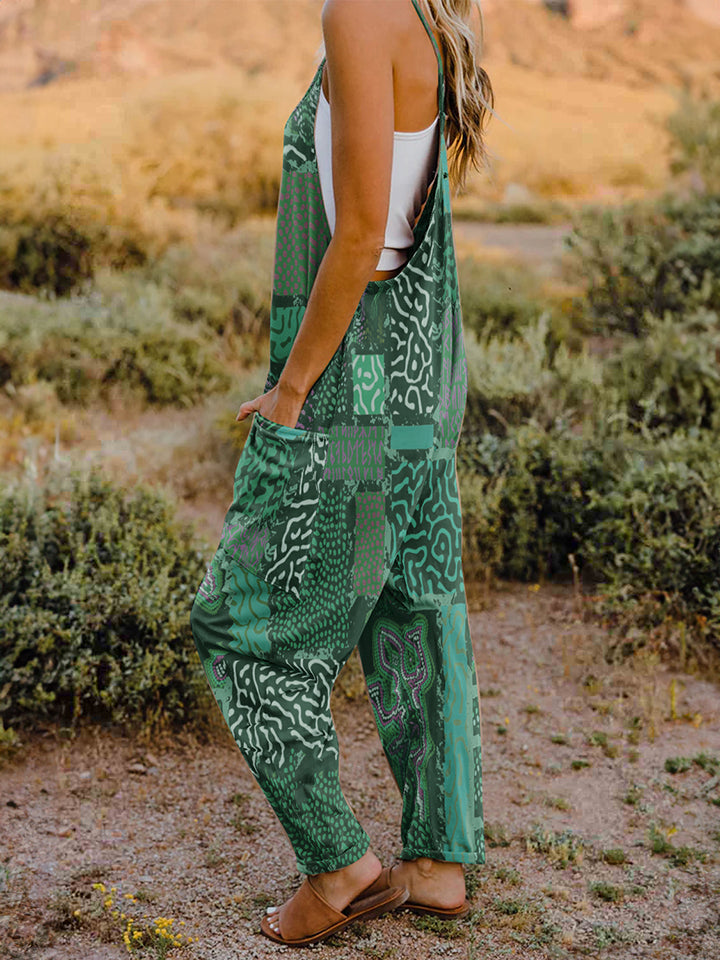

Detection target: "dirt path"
[2, 582, 718, 960]
[453, 221, 575, 276]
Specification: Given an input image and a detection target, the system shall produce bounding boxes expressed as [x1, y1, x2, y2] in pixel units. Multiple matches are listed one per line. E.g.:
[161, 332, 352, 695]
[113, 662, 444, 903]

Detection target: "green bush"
[146, 235, 272, 340]
[0, 276, 232, 405]
[458, 410, 720, 661]
[458, 413, 720, 666]
[601, 308, 720, 434]
[0, 471, 209, 733]
[561, 193, 720, 337]
[463, 312, 604, 435]
[578, 430, 720, 664]
[458, 419, 619, 583]
[457, 255, 554, 341]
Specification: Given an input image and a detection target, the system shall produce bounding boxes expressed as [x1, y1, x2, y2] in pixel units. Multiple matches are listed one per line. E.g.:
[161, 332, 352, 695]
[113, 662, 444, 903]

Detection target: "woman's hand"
[236, 383, 307, 430]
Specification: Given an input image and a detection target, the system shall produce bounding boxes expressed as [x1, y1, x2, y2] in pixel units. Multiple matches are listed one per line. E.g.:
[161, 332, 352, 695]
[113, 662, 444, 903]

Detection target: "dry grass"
[458, 61, 679, 205]
[0, 38, 691, 249]
[0, 67, 289, 251]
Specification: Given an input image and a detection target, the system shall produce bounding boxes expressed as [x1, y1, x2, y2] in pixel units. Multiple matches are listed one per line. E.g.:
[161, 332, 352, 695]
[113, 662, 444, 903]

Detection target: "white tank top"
[314, 82, 440, 271]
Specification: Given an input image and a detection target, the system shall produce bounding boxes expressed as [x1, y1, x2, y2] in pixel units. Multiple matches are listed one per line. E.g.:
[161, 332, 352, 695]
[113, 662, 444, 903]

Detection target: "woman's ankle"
[310, 848, 381, 907]
[393, 857, 466, 908]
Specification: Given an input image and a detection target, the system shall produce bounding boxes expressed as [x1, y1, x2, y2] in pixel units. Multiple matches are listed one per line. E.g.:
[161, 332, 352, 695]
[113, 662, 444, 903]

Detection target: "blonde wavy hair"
[315, 0, 496, 196]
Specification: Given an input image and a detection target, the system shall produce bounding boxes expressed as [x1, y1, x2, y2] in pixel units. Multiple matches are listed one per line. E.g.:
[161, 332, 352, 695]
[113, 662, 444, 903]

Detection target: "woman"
[190, 0, 495, 947]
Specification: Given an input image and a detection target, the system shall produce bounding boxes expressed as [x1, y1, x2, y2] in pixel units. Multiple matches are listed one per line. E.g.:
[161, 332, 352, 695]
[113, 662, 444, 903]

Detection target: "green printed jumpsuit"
[190, 0, 485, 876]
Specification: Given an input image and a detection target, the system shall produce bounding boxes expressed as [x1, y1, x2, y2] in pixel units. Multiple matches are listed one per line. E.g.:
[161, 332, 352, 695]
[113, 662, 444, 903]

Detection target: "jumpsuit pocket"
[221, 411, 330, 600]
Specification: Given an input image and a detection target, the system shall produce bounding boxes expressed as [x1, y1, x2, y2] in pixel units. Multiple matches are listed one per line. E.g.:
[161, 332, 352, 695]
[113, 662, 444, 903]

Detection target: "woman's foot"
[389, 857, 466, 910]
[264, 848, 383, 935]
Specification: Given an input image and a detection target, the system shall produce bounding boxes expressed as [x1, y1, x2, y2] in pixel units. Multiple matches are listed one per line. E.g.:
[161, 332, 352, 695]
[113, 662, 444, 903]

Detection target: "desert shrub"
[0, 277, 232, 405]
[0, 471, 209, 733]
[601, 308, 720, 435]
[0, 212, 150, 295]
[458, 417, 720, 665]
[0, 216, 94, 297]
[458, 419, 620, 583]
[457, 255, 555, 341]
[463, 317, 555, 434]
[664, 90, 720, 194]
[561, 192, 720, 337]
[145, 232, 273, 343]
[463, 312, 604, 436]
[578, 429, 720, 665]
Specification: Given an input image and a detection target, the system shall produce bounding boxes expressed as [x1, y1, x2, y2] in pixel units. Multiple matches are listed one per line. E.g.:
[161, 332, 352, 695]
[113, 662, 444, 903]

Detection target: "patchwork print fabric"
[191, 0, 484, 875]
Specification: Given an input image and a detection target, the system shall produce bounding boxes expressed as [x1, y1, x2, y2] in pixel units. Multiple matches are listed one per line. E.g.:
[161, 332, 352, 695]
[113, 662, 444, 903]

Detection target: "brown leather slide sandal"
[260, 873, 410, 947]
[349, 865, 472, 920]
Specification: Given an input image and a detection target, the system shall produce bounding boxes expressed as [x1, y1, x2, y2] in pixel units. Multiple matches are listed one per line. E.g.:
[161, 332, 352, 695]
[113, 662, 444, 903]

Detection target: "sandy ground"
[453, 221, 574, 277]
[2, 216, 718, 959]
[2, 581, 718, 960]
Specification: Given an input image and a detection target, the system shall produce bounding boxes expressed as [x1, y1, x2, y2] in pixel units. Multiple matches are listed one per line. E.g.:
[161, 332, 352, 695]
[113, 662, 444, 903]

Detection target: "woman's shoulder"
[321, 0, 407, 34]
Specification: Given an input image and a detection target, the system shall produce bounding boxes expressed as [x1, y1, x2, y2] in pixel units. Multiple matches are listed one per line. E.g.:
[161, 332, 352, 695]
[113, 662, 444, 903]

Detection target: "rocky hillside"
[483, 0, 720, 94]
[0, 0, 719, 95]
[0, 1, 324, 92]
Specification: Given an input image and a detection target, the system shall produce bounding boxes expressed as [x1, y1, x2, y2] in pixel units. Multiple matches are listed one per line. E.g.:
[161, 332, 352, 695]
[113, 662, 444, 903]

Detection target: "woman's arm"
[238, 0, 397, 428]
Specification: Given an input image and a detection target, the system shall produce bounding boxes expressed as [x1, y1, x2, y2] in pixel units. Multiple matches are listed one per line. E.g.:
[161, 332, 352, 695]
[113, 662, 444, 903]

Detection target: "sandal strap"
[278, 876, 347, 941]
[350, 865, 394, 902]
